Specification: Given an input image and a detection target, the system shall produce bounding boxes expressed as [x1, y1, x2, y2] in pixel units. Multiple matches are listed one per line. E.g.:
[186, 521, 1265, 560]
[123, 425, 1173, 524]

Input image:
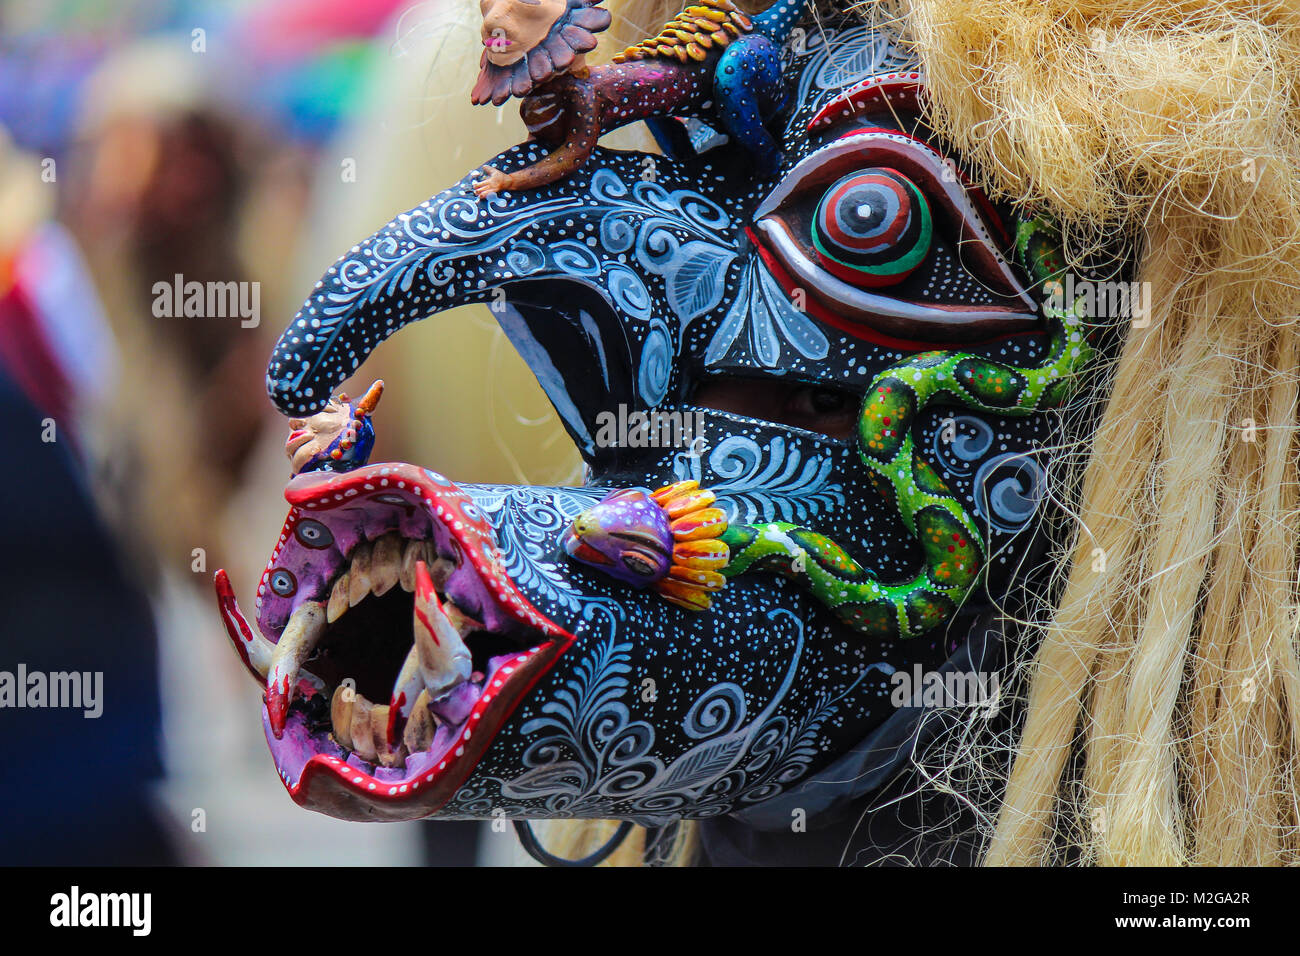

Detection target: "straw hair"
[903, 0, 1300, 865]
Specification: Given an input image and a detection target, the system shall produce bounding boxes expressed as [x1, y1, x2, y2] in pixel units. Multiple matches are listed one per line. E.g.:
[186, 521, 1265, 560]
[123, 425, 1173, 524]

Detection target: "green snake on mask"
[716, 217, 1093, 639]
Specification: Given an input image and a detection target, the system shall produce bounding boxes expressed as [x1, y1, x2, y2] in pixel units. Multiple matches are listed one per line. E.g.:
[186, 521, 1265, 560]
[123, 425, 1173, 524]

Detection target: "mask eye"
[812, 169, 932, 288]
[294, 518, 333, 549]
[621, 552, 658, 577]
[269, 568, 298, 597]
[753, 127, 1041, 344]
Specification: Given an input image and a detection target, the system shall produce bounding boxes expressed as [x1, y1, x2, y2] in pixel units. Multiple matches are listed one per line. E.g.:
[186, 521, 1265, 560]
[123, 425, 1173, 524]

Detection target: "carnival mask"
[215, 1, 1108, 832]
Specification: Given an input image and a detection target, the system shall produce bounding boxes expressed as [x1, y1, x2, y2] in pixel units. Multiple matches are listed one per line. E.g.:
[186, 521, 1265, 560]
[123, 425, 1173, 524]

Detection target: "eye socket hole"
[692, 376, 860, 441]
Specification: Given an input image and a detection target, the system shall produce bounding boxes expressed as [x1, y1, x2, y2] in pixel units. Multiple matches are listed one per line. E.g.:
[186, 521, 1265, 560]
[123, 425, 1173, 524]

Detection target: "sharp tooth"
[327, 571, 351, 623]
[400, 539, 423, 591]
[418, 541, 454, 595]
[265, 601, 327, 738]
[214, 569, 274, 684]
[402, 690, 436, 754]
[331, 684, 355, 749]
[431, 557, 455, 587]
[414, 560, 473, 700]
[371, 705, 406, 767]
[423, 541, 455, 586]
[349, 691, 377, 761]
[371, 533, 401, 596]
[348, 541, 372, 606]
[386, 644, 424, 746]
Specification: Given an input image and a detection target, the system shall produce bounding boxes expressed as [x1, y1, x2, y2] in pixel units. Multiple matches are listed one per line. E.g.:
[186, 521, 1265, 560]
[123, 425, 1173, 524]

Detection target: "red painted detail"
[213, 569, 263, 685]
[386, 693, 406, 747]
[267, 676, 291, 739]
[747, 227, 1038, 353]
[413, 561, 442, 646]
[574, 540, 612, 566]
[806, 75, 925, 133]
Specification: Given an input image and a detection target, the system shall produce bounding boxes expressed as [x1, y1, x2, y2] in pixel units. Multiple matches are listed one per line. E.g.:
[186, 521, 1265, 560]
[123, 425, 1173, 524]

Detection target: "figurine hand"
[473, 167, 512, 198]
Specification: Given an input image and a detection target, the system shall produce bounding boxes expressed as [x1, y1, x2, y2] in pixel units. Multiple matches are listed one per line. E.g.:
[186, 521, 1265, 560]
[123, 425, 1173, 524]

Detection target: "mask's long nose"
[264, 150, 746, 466]
[266, 161, 561, 418]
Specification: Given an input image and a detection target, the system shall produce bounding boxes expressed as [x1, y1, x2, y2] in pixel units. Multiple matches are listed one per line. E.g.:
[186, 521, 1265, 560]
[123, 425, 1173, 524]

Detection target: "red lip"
[218, 462, 576, 820]
[273, 640, 565, 821]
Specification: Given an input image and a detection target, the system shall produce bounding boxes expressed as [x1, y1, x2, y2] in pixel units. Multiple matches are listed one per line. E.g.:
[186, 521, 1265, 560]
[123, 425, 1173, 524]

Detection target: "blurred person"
[0, 127, 174, 865]
[46, 35, 427, 866]
[0, 367, 176, 865]
[61, 38, 276, 575]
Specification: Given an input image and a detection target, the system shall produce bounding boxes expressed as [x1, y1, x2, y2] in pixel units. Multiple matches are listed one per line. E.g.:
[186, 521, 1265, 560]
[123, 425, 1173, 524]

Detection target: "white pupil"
[856, 203, 873, 219]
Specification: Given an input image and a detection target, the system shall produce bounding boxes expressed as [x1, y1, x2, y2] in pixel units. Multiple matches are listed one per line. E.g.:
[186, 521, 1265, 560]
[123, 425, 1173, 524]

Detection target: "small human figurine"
[284, 379, 384, 475]
[470, 0, 806, 198]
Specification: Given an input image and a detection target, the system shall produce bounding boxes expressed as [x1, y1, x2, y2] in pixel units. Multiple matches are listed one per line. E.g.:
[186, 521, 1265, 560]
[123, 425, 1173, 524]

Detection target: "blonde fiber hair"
[903, 0, 1300, 865]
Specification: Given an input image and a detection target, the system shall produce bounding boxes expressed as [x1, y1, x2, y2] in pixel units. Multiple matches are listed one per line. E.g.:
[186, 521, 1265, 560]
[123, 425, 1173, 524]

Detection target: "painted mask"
[215, 2, 1113, 838]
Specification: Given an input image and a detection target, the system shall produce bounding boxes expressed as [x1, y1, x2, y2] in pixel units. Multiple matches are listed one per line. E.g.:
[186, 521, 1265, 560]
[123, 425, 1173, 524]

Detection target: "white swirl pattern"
[450, 609, 831, 821]
[705, 257, 831, 367]
[674, 434, 845, 523]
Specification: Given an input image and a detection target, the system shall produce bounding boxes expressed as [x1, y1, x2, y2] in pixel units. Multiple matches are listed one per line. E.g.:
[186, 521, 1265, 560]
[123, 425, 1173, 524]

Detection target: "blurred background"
[0, 0, 664, 865]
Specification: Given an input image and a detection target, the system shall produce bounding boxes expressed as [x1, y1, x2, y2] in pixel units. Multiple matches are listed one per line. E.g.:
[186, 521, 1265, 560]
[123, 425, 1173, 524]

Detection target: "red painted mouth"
[214, 463, 575, 821]
[563, 531, 613, 567]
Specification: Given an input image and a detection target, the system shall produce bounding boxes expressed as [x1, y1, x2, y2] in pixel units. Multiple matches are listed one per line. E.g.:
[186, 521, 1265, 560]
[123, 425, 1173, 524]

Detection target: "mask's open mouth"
[214, 463, 574, 821]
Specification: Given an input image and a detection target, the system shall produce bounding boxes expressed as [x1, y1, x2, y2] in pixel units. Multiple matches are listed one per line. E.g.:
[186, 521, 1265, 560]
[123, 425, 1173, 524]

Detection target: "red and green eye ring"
[811, 168, 932, 287]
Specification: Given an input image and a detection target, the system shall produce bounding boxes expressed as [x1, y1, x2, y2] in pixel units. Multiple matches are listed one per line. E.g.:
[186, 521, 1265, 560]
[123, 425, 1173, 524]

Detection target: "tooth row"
[327, 534, 455, 624]
[382, 560, 475, 748]
[331, 681, 484, 766]
[331, 686, 406, 767]
[329, 684, 437, 765]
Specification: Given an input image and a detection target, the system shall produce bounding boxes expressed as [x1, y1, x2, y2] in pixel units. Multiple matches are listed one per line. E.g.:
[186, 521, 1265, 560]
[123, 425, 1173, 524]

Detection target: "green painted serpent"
[715, 218, 1093, 639]
[566, 218, 1094, 639]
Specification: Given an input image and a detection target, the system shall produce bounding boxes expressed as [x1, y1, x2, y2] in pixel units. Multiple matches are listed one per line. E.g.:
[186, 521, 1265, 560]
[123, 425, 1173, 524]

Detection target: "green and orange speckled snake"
[715, 217, 1093, 639]
[567, 218, 1095, 639]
